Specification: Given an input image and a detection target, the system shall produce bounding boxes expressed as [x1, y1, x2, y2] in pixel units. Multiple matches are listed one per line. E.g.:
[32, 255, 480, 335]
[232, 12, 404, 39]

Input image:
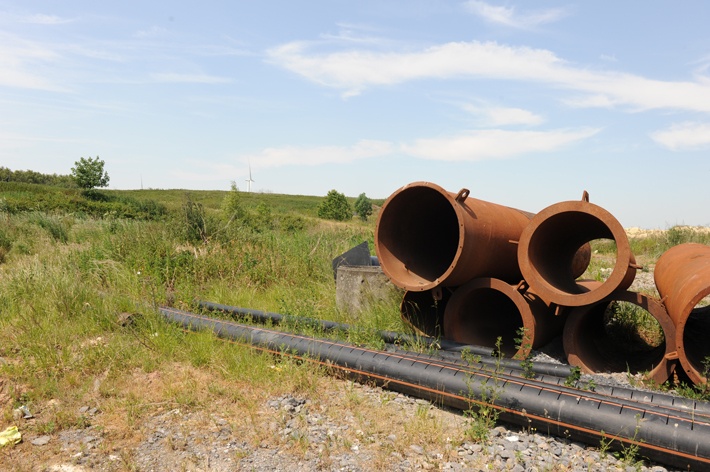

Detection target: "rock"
[31, 435, 51, 446]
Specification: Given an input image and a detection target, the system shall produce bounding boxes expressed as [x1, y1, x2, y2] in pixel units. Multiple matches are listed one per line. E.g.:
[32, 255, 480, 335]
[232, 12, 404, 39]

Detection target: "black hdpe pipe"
[387, 346, 710, 420]
[187, 309, 710, 425]
[162, 307, 710, 471]
[197, 300, 574, 378]
[198, 300, 710, 415]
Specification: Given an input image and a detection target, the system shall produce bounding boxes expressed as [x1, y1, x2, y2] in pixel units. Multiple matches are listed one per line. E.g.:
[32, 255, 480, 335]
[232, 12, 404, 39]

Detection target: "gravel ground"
[4, 381, 680, 472]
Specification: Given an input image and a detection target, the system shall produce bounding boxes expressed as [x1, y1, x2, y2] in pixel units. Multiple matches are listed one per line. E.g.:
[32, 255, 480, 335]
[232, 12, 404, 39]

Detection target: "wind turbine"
[245, 162, 255, 193]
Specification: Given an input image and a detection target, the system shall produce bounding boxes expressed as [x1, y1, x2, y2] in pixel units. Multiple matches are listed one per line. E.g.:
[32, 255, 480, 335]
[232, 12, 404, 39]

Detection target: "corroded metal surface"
[655, 243, 710, 384]
[518, 193, 637, 307]
[375, 182, 531, 291]
[442, 277, 562, 359]
[563, 287, 677, 385]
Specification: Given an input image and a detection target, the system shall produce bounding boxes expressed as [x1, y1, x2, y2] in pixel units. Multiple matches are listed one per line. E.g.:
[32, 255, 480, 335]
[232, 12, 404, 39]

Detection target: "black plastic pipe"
[197, 300, 575, 378]
[387, 345, 710, 420]
[161, 307, 710, 471]
[198, 300, 710, 415]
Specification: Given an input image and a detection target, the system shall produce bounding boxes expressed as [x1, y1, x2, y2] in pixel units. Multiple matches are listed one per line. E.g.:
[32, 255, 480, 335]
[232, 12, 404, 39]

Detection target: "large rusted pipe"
[442, 277, 563, 359]
[375, 182, 533, 291]
[654, 243, 710, 385]
[518, 191, 638, 307]
[563, 289, 677, 385]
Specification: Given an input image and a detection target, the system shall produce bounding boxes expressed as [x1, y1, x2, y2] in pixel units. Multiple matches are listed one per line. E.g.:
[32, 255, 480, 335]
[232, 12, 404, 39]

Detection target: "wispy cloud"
[463, 1, 568, 29]
[461, 102, 544, 126]
[232, 127, 597, 168]
[650, 122, 710, 151]
[268, 39, 710, 113]
[401, 127, 599, 161]
[0, 32, 66, 90]
[20, 13, 75, 25]
[149, 72, 232, 84]
[133, 26, 169, 39]
[244, 140, 395, 168]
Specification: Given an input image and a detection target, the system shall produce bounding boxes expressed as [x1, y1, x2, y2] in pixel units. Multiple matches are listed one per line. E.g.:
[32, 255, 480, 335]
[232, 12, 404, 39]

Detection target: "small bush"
[317, 190, 352, 221]
[354, 193, 373, 221]
[181, 194, 209, 244]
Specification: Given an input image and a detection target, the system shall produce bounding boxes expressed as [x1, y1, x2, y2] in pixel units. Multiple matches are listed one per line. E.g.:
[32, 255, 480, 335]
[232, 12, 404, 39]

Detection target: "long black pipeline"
[197, 300, 575, 378]
[386, 345, 710, 420]
[199, 300, 710, 417]
[161, 307, 710, 471]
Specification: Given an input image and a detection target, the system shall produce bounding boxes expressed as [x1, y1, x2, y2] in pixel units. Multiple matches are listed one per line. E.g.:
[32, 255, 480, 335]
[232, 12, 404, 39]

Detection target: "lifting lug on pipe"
[517, 195, 636, 307]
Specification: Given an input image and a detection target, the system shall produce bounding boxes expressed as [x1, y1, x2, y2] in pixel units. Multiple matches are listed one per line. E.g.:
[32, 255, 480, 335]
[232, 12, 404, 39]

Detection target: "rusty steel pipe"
[518, 192, 637, 307]
[563, 288, 677, 385]
[375, 182, 535, 291]
[442, 277, 564, 359]
[654, 243, 710, 385]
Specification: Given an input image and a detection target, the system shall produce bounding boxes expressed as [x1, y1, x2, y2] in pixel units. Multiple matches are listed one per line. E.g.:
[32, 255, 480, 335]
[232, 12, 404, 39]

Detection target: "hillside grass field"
[1, 182, 709, 470]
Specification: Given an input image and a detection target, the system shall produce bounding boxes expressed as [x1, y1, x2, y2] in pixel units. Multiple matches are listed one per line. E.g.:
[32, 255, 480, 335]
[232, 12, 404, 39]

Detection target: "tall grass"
[0, 188, 391, 446]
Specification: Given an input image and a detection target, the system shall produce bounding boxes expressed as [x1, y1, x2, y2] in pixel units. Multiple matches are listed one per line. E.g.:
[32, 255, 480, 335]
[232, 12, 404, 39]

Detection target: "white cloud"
[230, 128, 597, 169]
[149, 72, 232, 84]
[401, 127, 599, 161]
[462, 103, 544, 126]
[245, 140, 395, 168]
[463, 1, 568, 29]
[20, 14, 74, 25]
[134, 26, 169, 39]
[267, 40, 563, 97]
[268, 39, 710, 113]
[0, 33, 65, 90]
[650, 122, 710, 151]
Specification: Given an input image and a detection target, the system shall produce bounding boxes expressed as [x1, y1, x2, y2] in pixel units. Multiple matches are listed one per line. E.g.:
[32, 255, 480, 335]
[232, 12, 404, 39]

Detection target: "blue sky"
[2, 1, 710, 229]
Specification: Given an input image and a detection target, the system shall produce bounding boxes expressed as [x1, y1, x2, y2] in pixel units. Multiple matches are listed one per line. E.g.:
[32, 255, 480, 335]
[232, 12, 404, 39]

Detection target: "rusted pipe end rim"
[443, 277, 536, 355]
[673, 287, 710, 386]
[562, 290, 675, 384]
[518, 199, 635, 307]
[375, 181, 467, 291]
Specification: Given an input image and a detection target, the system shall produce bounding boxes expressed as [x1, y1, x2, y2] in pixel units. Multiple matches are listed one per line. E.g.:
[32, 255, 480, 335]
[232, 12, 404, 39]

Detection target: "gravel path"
[6, 378, 682, 472]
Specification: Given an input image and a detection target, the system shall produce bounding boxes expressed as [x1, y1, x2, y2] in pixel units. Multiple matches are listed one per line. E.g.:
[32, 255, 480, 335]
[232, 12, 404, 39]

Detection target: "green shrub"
[181, 194, 210, 243]
[354, 193, 373, 221]
[317, 189, 352, 221]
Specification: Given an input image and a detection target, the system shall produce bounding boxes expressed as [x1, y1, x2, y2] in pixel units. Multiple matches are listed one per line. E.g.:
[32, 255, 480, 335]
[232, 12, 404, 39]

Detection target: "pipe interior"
[401, 290, 452, 338]
[528, 212, 616, 294]
[448, 289, 523, 357]
[683, 300, 710, 382]
[378, 187, 459, 286]
[574, 301, 666, 374]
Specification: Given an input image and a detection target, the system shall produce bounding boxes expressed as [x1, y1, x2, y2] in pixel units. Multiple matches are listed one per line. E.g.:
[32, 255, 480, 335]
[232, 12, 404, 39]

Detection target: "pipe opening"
[527, 211, 616, 294]
[683, 299, 710, 383]
[573, 300, 666, 374]
[445, 289, 524, 357]
[377, 187, 459, 288]
[400, 289, 453, 338]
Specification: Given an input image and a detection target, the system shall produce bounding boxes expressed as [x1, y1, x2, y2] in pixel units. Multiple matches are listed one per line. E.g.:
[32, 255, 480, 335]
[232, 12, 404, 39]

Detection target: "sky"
[1, 1, 710, 229]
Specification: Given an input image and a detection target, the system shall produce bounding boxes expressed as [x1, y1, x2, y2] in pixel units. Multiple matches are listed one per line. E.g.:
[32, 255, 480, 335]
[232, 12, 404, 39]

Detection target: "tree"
[317, 189, 352, 221]
[71, 156, 110, 189]
[354, 193, 373, 221]
[221, 181, 245, 222]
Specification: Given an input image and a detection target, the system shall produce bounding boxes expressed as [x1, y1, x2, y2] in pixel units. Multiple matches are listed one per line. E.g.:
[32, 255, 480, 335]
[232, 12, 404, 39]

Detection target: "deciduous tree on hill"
[71, 156, 110, 189]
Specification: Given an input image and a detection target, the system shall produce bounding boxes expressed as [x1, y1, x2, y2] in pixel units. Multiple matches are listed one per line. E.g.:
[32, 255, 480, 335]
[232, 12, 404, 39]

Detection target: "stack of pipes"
[375, 181, 710, 386]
